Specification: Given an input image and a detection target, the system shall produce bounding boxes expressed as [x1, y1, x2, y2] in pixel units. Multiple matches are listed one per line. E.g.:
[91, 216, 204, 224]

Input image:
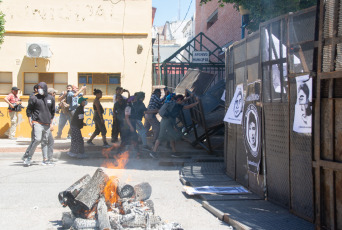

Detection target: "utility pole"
[157, 33, 161, 85]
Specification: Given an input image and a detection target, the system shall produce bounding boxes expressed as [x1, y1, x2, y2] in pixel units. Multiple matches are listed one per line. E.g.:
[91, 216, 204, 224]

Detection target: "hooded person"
[22, 82, 56, 166]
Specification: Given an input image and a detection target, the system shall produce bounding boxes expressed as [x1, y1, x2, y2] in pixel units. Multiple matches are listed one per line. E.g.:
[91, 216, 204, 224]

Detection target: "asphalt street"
[0, 153, 232, 230]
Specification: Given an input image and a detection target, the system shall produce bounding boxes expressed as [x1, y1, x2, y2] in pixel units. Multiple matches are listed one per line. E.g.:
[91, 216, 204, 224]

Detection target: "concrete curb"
[202, 201, 251, 230]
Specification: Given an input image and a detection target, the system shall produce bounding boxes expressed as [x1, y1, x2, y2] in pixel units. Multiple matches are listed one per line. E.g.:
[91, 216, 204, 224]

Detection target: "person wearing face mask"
[4, 87, 22, 139]
[67, 97, 88, 158]
[22, 82, 55, 166]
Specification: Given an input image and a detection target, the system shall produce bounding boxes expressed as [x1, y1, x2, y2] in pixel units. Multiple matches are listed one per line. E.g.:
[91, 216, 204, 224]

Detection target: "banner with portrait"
[223, 84, 244, 124]
[293, 75, 312, 134]
[243, 103, 262, 174]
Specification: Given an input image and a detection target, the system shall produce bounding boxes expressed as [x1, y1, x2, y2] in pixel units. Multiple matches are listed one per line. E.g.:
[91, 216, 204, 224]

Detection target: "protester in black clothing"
[87, 89, 110, 148]
[67, 97, 88, 158]
[112, 86, 130, 142]
[22, 82, 55, 166]
[132, 92, 149, 149]
[113, 94, 127, 143]
[121, 96, 138, 148]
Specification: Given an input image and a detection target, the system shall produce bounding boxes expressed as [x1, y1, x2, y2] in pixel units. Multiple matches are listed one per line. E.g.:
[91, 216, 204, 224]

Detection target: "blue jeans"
[57, 112, 70, 137]
[136, 120, 147, 146]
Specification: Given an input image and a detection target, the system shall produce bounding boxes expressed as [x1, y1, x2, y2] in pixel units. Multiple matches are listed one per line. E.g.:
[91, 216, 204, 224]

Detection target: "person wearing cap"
[112, 86, 130, 143]
[67, 96, 88, 158]
[4, 86, 22, 139]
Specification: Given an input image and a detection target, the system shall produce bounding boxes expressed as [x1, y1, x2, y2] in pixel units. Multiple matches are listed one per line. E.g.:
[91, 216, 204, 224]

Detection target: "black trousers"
[112, 117, 121, 140]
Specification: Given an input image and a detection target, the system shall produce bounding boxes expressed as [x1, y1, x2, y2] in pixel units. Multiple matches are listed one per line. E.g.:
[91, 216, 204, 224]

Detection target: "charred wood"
[75, 168, 109, 210]
[58, 174, 91, 207]
[133, 182, 152, 201]
[97, 196, 111, 230]
[144, 200, 155, 215]
[118, 184, 135, 199]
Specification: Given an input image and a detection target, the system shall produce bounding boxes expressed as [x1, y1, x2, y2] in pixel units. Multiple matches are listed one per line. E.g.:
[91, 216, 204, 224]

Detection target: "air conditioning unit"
[26, 43, 51, 58]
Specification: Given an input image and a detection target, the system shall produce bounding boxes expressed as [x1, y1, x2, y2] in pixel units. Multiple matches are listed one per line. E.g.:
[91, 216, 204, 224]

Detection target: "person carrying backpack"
[149, 94, 199, 159]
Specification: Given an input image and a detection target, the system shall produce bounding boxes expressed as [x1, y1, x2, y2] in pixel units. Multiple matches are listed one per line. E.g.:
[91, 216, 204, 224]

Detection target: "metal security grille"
[314, 0, 342, 229]
[225, 6, 316, 222]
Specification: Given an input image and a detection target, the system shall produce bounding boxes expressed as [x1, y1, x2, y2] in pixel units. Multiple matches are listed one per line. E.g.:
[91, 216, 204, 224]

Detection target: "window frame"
[0, 72, 13, 95]
[23, 72, 68, 95]
[78, 72, 121, 96]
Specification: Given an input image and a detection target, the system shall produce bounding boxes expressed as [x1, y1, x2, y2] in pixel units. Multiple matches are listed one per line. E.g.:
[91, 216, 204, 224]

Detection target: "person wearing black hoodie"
[22, 82, 55, 166]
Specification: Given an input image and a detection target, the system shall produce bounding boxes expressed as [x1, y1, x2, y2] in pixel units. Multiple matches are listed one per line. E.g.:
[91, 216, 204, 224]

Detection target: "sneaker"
[77, 154, 88, 159]
[23, 158, 31, 166]
[67, 136, 71, 139]
[171, 153, 182, 158]
[47, 161, 56, 166]
[103, 143, 111, 148]
[149, 151, 158, 159]
[41, 161, 48, 166]
[22, 154, 28, 162]
[67, 152, 77, 157]
[86, 140, 95, 146]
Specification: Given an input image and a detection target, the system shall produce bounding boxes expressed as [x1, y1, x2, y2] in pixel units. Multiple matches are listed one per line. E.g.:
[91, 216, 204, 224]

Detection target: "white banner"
[223, 84, 244, 124]
[293, 75, 312, 134]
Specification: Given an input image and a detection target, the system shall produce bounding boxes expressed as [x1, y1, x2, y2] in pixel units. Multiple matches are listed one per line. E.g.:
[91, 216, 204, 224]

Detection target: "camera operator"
[4, 87, 22, 140]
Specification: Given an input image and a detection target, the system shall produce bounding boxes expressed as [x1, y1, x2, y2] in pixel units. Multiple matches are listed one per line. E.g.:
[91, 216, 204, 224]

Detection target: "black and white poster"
[293, 75, 312, 134]
[223, 84, 244, 124]
[243, 104, 261, 174]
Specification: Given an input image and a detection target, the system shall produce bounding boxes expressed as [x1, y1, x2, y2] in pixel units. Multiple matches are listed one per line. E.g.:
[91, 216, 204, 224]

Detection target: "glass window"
[0, 72, 12, 95]
[23, 72, 68, 95]
[78, 73, 121, 95]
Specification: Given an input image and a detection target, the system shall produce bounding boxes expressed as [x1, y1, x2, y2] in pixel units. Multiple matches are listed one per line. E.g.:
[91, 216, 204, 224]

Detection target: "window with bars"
[78, 73, 121, 96]
[0, 72, 12, 95]
[24, 72, 68, 95]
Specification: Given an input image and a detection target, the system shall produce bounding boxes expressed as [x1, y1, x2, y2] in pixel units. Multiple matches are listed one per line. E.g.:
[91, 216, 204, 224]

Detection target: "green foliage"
[200, 0, 317, 31]
[0, 0, 5, 45]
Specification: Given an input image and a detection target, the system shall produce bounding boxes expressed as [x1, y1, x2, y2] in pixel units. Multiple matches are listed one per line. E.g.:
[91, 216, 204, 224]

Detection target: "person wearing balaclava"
[22, 82, 55, 166]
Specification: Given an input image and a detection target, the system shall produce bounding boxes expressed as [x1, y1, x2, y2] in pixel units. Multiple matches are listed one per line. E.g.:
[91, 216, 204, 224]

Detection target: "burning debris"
[58, 168, 183, 230]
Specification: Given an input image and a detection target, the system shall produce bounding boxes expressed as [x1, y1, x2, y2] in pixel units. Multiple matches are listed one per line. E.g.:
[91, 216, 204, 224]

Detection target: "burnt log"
[118, 184, 135, 198]
[134, 182, 152, 201]
[71, 218, 98, 229]
[61, 212, 75, 229]
[58, 174, 91, 207]
[75, 168, 109, 210]
[97, 196, 111, 230]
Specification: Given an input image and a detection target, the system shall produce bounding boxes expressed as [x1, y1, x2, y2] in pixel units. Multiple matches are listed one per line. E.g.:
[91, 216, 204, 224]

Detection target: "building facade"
[0, 0, 152, 138]
[195, 0, 241, 55]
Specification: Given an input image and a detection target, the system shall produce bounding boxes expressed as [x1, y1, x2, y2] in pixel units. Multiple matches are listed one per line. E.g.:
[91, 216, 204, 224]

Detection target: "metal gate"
[153, 33, 225, 91]
[315, 0, 342, 228]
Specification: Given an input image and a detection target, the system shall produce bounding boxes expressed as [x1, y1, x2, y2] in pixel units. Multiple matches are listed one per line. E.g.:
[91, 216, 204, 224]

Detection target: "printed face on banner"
[293, 75, 312, 134]
[243, 104, 261, 174]
[223, 84, 244, 124]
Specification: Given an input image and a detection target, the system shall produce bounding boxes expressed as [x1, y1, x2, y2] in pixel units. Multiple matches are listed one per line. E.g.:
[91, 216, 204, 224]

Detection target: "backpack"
[159, 101, 176, 118]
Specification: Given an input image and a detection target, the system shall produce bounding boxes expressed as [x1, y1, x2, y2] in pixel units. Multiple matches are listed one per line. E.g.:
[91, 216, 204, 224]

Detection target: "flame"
[104, 176, 119, 205]
[101, 150, 130, 205]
